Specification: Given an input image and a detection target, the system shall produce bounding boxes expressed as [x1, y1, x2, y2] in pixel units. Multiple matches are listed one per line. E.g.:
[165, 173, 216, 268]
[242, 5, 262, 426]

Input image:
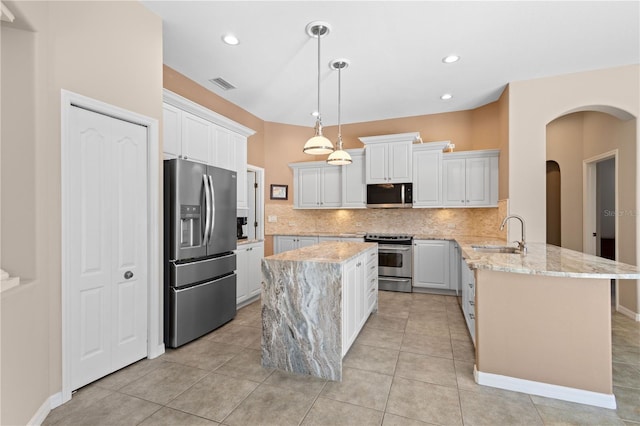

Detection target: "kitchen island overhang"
[261, 241, 378, 381]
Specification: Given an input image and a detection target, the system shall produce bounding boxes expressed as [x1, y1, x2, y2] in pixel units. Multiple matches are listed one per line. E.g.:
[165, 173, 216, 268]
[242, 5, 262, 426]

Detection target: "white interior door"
[69, 106, 148, 390]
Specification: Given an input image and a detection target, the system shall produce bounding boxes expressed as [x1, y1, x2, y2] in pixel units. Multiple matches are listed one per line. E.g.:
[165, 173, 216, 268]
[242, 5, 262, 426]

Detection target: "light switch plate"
[268, 215, 277, 223]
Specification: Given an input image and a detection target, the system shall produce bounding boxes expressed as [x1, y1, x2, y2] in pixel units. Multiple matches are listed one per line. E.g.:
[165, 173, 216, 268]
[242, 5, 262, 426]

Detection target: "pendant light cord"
[316, 26, 322, 121]
[337, 65, 342, 150]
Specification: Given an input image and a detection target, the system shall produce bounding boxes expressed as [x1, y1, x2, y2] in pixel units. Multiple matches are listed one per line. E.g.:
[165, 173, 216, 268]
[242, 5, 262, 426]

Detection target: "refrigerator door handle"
[202, 174, 212, 246]
[208, 174, 215, 242]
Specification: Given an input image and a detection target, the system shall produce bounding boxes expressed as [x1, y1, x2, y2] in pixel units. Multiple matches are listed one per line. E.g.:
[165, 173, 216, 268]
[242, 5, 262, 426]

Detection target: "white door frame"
[583, 149, 618, 306]
[247, 164, 265, 240]
[60, 90, 163, 404]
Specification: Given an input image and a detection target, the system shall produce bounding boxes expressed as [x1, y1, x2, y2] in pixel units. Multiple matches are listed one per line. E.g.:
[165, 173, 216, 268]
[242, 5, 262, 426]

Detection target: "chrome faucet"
[500, 214, 527, 254]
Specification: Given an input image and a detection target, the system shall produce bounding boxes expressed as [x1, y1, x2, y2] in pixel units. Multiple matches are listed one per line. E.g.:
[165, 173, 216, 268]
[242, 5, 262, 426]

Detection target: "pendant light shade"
[303, 22, 334, 155]
[327, 59, 352, 165]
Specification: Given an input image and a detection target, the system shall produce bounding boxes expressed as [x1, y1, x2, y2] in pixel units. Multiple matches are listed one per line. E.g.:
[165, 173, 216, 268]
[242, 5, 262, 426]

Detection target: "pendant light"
[303, 22, 334, 155]
[327, 59, 352, 165]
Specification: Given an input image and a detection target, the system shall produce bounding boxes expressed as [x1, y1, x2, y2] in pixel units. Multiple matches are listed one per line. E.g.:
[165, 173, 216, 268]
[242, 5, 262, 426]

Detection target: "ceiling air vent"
[209, 77, 236, 91]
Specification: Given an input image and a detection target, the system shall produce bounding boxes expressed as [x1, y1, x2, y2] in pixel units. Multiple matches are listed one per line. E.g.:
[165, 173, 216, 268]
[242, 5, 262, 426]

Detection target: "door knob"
[124, 271, 134, 279]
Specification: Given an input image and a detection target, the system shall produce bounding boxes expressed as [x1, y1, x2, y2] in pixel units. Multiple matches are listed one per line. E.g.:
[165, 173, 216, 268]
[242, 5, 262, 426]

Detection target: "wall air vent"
[209, 77, 236, 91]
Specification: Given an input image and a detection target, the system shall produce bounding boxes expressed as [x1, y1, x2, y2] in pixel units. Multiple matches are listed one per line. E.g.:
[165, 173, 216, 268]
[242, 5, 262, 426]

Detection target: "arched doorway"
[546, 110, 636, 311]
[546, 160, 561, 246]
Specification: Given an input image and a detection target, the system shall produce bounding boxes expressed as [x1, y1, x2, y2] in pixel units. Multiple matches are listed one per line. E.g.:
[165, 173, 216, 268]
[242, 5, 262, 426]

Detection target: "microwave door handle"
[208, 174, 215, 242]
[202, 174, 211, 246]
[401, 184, 405, 205]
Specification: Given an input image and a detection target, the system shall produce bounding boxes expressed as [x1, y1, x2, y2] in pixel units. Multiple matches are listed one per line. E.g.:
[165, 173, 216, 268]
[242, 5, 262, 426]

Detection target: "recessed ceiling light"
[442, 55, 460, 64]
[440, 93, 453, 100]
[222, 33, 239, 45]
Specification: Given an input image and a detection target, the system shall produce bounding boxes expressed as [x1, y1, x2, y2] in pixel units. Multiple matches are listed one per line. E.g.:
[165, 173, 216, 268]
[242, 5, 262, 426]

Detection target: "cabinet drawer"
[367, 275, 378, 291]
[367, 285, 377, 309]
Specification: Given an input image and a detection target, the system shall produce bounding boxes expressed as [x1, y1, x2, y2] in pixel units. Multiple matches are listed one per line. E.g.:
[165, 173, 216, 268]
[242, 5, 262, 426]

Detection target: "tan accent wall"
[497, 87, 510, 200]
[509, 64, 639, 315]
[0, 2, 163, 424]
[476, 270, 612, 394]
[163, 65, 265, 168]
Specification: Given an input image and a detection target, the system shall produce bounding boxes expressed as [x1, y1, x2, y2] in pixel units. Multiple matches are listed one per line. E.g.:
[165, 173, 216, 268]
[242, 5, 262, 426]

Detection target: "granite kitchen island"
[261, 241, 378, 381]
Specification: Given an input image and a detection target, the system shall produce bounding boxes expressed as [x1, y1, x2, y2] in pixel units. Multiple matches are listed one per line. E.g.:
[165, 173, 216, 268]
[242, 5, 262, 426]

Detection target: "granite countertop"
[264, 241, 377, 264]
[269, 232, 640, 279]
[459, 241, 640, 279]
[271, 232, 366, 238]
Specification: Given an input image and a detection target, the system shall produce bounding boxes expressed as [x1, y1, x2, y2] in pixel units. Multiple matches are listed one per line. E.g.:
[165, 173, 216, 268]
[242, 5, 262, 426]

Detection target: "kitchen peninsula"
[261, 241, 378, 381]
[458, 241, 640, 409]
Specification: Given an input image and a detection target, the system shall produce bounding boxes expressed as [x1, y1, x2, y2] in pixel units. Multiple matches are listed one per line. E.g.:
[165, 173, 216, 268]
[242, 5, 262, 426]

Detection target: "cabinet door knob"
[124, 271, 134, 280]
[469, 313, 475, 320]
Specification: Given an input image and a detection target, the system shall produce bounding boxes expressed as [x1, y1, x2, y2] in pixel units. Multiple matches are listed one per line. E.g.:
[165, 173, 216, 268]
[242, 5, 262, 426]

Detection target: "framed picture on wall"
[270, 184, 288, 200]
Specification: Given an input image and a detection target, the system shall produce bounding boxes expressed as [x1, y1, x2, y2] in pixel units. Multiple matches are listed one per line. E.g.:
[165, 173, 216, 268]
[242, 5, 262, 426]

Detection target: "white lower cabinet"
[460, 258, 476, 346]
[342, 247, 377, 356]
[413, 240, 451, 290]
[273, 235, 319, 254]
[235, 242, 264, 306]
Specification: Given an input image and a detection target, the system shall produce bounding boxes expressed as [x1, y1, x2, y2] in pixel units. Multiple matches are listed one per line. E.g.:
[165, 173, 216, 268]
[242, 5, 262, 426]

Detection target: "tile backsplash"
[265, 199, 508, 239]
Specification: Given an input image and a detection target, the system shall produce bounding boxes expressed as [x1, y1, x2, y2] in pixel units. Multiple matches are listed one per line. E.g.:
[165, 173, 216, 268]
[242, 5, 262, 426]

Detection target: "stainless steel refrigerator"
[164, 159, 237, 348]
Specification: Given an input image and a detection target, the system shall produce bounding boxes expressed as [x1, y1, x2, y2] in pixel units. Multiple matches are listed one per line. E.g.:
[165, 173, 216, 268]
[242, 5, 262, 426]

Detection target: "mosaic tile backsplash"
[265, 200, 508, 239]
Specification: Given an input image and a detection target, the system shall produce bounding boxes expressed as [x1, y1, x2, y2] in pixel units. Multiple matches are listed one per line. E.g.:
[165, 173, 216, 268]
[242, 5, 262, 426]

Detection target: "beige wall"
[0, 1, 163, 424]
[509, 64, 640, 314]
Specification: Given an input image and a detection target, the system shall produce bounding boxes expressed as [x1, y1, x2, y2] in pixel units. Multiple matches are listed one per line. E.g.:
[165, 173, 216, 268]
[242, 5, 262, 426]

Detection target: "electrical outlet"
[355, 222, 362, 227]
[267, 215, 277, 223]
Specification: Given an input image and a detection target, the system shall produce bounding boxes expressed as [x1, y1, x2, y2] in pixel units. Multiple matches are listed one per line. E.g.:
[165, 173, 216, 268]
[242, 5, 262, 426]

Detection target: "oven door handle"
[378, 247, 412, 252]
[379, 276, 411, 282]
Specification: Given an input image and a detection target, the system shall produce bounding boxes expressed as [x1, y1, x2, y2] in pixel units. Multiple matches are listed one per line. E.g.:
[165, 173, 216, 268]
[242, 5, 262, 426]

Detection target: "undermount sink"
[471, 245, 520, 254]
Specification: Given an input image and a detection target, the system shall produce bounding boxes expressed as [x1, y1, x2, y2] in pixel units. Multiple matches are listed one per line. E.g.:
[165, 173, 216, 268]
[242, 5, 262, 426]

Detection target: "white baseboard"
[474, 366, 616, 409]
[27, 392, 62, 425]
[148, 343, 165, 359]
[617, 304, 640, 321]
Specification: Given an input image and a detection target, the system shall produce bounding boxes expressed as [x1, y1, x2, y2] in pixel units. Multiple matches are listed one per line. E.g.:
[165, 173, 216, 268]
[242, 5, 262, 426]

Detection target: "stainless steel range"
[364, 233, 413, 292]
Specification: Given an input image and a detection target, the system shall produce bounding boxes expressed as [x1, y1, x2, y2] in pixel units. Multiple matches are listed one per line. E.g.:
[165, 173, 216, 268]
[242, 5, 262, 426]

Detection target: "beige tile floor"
[45, 291, 640, 426]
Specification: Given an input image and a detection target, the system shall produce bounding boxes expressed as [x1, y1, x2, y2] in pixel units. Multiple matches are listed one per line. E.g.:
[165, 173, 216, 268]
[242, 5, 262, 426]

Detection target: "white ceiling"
[141, 1, 639, 127]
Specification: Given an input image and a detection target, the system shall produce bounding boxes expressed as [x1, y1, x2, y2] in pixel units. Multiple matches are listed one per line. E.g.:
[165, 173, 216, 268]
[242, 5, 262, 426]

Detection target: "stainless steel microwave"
[366, 183, 413, 208]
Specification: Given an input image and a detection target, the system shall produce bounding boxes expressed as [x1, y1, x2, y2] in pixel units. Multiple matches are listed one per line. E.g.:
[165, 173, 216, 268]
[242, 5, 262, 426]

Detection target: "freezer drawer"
[169, 253, 236, 287]
[168, 273, 237, 348]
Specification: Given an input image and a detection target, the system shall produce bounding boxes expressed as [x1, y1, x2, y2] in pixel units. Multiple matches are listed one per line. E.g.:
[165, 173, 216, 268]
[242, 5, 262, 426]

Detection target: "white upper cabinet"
[412, 141, 449, 207]
[181, 113, 210, 164]
[233, 133, 248, 211]
[341, 149, 366, 208]
[290, 162, 342, 209]
[162, 89, 255, 212]
[360, 132, 416, 184]
[442, 150, 499, 207]
[162, 103, 182, 160]
[210, 126, 234, 170]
